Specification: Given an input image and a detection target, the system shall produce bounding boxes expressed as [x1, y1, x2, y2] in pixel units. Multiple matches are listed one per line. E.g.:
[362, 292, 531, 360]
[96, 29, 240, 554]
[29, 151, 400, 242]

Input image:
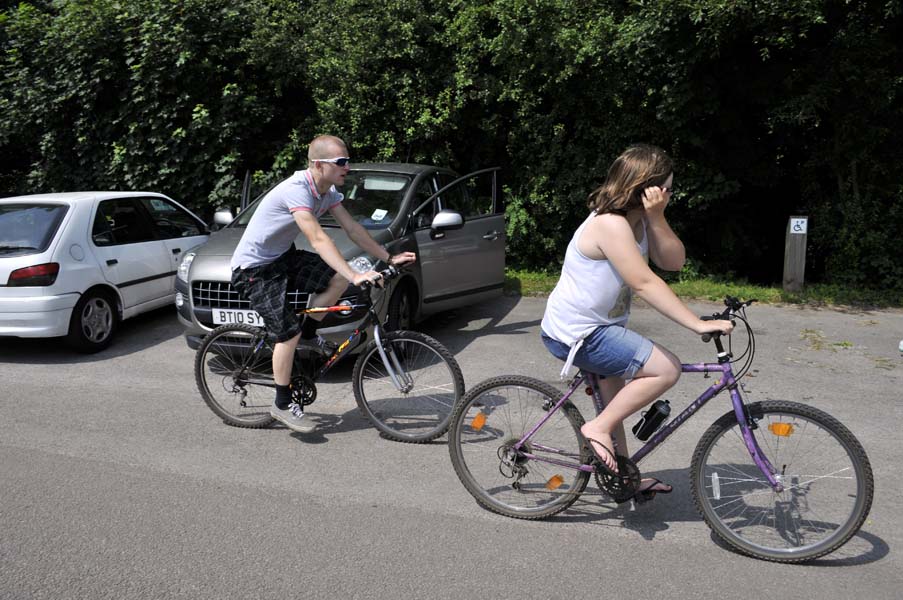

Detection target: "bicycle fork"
[729, 386, 785, 493]
[373, 326, 414, 393]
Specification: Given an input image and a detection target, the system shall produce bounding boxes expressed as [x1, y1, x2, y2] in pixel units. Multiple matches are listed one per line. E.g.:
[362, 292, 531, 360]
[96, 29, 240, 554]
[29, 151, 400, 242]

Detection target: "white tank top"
[541, 212, 648, 376]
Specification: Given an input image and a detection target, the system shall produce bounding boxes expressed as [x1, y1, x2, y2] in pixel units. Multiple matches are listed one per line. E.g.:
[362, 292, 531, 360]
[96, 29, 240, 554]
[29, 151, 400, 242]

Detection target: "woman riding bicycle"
[540, 144, 733, 501]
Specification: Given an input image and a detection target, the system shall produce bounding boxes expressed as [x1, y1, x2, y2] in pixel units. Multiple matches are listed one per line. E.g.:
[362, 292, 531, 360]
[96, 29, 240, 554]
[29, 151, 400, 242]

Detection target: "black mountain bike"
[194, 266, 464, 443]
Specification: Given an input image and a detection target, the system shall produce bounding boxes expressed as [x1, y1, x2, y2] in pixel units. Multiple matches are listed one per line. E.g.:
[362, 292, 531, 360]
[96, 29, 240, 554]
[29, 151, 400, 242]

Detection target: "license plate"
[211, 309, 264, 326]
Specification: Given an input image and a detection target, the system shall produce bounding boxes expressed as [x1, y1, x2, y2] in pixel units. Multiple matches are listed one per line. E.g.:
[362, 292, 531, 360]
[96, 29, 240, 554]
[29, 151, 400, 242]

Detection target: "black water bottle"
[632, 400, 671, 441]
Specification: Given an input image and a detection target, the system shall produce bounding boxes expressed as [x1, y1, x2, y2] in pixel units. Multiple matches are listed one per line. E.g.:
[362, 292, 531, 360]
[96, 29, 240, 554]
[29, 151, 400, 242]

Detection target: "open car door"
[411, 168, 504, 314]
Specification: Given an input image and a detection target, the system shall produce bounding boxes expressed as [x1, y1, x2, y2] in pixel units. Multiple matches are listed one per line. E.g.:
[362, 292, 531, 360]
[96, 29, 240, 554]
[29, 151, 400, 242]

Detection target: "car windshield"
[232, 171, 411, 231]
[0, 203, 69, 257]
[329, 171, 411, 229]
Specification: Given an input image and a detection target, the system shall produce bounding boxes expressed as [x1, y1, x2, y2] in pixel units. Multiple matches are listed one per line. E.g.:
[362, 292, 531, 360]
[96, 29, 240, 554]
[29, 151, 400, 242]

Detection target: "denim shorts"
[541, 324, 654, 379]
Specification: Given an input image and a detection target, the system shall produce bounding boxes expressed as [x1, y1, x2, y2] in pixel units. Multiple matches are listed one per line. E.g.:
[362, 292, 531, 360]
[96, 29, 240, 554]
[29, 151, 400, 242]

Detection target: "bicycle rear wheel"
[195, 323, 275, 428]
[352, 330, 464, 443]
[691, 400, 873, 562]
[448, 376, 591, 519]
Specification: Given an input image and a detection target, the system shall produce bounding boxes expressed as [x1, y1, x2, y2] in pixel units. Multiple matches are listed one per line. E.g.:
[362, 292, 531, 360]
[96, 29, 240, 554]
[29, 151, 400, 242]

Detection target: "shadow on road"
[541, 465, 888, 566]
[0, 306, 183, 365]
[416, 295, 536, 356]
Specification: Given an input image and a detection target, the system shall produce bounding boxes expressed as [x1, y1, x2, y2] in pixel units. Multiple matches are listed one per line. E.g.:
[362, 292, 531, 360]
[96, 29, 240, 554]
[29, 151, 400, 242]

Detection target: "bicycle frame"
[291, 289, 413, 393]
[298, 302, 371, 377]
[515, 361, 785, 492]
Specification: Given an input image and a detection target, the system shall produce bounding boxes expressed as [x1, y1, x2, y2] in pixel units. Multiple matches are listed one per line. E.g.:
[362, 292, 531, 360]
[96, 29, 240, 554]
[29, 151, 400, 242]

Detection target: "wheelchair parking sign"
[791, 218, 808, 234]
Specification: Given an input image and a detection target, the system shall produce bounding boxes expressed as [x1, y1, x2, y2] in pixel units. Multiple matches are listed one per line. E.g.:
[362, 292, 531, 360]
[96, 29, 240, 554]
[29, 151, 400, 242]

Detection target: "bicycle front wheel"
[352, 330, 464, 443]
[448, 376, 591, 520]
[691, 400, 874, 562]
[195, 323, 276, 428]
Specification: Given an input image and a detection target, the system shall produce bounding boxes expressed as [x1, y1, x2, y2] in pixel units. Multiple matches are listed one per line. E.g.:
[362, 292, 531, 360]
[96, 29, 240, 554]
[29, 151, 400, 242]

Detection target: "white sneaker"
[270, 402, 316, 433]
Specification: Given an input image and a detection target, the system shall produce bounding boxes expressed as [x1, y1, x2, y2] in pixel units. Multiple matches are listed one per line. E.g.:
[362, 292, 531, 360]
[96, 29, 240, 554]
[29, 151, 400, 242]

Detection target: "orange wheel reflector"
[546, 475, 565, 490]
[768, 422, 795, 437]
[470, 412, 487, 431]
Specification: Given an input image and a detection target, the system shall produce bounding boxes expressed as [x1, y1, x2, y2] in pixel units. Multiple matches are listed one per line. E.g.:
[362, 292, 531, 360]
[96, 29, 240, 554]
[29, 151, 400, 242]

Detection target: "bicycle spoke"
[353, 331, 463, 443]
[449, 377, 591, 519]
[692, 401, 872, 561]
[195, 325, 277, 427]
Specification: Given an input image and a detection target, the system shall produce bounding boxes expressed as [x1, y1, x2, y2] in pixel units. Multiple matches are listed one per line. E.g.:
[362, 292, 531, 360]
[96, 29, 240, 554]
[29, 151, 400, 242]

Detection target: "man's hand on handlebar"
[351, 270, 386, 288]
[388, 251, 416, 267]
[353, 264, 404, 289]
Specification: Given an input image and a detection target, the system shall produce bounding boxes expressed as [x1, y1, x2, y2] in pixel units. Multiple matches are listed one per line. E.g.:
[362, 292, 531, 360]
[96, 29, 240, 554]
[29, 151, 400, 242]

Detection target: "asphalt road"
[2, 297, 901, 599]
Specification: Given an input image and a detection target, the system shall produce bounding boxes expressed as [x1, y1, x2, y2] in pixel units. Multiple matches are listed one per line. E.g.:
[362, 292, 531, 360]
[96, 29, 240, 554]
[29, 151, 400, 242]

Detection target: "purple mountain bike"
[448, 297, 873, 562]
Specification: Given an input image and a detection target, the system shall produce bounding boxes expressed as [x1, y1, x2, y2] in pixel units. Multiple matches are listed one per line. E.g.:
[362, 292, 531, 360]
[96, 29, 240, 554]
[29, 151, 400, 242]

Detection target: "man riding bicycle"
[230, 135, 416, 434]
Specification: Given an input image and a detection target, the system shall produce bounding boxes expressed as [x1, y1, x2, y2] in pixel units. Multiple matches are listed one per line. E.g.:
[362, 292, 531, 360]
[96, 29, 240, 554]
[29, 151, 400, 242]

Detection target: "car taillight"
[7, 263, 60, 286]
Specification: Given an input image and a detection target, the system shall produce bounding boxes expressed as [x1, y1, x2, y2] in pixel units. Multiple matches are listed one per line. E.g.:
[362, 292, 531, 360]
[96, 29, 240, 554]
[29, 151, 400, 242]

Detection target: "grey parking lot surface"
[2, 297, 901, 599]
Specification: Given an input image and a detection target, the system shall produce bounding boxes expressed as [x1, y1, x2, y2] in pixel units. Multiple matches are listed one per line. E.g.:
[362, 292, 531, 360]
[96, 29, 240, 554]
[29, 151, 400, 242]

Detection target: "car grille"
[192, 281, 310, 311]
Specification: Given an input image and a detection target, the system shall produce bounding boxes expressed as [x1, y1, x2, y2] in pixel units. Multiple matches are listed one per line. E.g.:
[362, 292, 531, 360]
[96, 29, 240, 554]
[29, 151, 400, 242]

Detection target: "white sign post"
[783, 216, 808, 292]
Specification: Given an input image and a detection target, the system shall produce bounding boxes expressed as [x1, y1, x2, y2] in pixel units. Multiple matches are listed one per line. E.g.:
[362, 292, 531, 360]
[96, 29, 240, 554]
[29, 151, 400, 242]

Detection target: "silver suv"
[174, 163, 505, 348]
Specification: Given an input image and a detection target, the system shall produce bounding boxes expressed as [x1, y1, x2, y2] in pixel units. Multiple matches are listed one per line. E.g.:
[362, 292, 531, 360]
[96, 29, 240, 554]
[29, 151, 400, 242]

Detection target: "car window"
[412, 179, 437, 229]
[232, 198, 260, 227]
[93, 198, 157, 246]
[140, 197, 205, 239]
[436, 172, 494, 218]
[0, 203, 69, 256]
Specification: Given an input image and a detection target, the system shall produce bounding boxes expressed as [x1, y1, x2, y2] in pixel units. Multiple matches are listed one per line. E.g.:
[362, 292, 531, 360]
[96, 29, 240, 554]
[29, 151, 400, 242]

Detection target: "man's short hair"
[308, 135, 347, 162]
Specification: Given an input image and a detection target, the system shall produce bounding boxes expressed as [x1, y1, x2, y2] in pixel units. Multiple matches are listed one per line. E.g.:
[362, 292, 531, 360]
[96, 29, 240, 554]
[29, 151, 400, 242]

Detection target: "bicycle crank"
[291, 373, 317, 407]
[593, 454, 641, 503]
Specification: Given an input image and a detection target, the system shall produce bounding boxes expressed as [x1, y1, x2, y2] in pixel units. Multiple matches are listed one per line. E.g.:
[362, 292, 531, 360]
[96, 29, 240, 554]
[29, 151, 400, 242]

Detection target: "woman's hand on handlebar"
[693, 318, 734, 336]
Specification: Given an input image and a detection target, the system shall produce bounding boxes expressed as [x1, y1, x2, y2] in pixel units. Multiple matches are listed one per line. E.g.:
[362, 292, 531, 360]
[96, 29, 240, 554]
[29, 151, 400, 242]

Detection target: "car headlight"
[347, 255, 374, 274]
[177, 252, 196, 283]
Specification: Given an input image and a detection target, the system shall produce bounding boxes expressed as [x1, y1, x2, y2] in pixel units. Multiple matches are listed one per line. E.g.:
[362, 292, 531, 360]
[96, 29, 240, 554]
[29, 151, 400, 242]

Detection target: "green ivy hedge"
[2, 0, 901, 290]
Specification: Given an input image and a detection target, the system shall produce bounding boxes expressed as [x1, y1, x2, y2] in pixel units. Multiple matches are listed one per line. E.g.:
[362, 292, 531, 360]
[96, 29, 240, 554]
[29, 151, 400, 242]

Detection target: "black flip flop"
[633, 478, 673, 504]
[583, 436, 619, 476]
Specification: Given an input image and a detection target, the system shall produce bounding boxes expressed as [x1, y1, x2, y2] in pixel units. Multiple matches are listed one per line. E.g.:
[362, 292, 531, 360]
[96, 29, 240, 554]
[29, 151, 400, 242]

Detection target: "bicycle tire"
[448, 375, 591, 519]
[352, 330, 464, 443]
[195, 323, 276, 428]
[690, 400, 874, 562]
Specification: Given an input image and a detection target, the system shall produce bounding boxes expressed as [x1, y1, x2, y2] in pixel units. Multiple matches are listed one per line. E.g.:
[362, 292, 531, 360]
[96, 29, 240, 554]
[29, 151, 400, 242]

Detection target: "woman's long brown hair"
[588, 144, 673, 215]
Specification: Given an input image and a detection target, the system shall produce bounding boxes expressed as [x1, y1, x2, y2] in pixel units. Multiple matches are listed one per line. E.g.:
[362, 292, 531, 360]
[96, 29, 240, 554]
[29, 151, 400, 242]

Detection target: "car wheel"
[66, 290, 118, 353]
[386, 282, 415, 331]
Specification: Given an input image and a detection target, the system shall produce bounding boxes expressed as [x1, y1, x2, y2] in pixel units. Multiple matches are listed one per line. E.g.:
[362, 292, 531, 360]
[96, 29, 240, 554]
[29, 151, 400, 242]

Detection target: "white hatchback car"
[0, 192, 209, 352]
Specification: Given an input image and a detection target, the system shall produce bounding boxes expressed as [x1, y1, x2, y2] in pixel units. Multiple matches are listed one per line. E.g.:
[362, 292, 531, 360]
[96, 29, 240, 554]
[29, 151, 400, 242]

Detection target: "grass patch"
[504, 269, 903, 308]
[504, 269, 559, 296]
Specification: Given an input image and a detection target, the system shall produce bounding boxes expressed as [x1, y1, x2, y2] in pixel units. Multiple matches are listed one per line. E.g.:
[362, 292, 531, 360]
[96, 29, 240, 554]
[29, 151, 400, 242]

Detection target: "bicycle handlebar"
[699, 296, 757, 343]
[358, 264, 402, 290]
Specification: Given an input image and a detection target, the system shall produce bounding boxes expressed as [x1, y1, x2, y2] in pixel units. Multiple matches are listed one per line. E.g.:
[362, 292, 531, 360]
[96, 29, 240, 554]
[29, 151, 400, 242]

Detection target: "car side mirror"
[429, 209, 464, 240]
[212, 208, 234, 229]
[430, 209, 464, 235]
